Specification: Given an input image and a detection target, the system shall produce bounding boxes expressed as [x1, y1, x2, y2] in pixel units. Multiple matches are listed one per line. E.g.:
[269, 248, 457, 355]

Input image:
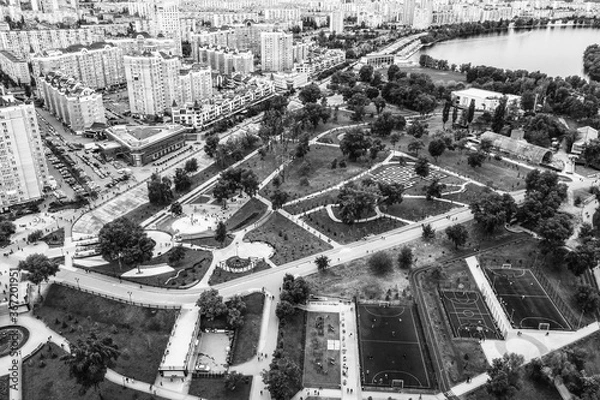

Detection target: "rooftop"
[453, 88, 521, 99]
[106, 124, 187, 149]
[0, 50, 25, 63]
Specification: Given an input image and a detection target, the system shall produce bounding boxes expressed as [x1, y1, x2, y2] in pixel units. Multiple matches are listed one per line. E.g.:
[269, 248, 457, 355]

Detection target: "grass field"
[85, 247, 213, 288]
[231, 293, 265, 365]
[259, 145, 388, 201]
[303, 312, 341, 388]
[277, 309, 306, 393]
[188, 376, 251, 400]
[283, 190, 340, 215]
[35, 285, 176, 383]
[23, 343, 168, 400]
[244, 212, 332, 265]
[225, 198, 269, 231]
[461, 374, 562, 400]
[209, 260, 272, 286]
[182, 234, 234, 249]
[443, 184, 492, 205]
[384, 198, 461, 221]
[398, 65, 467, 84]
[303, 209, 406, 244]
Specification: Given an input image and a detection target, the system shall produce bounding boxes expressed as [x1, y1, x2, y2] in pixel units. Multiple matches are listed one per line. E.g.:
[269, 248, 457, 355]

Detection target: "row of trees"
[213, 167, 260, 204]
[196, 288, 248, 328]
[584, 44, 600, 82]
[147, 158, 199, 205]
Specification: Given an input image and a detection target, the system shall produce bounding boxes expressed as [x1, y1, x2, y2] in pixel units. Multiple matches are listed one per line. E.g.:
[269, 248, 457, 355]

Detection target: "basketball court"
[484, 267, 571, 331]
[439, 290, 502, 339]
[357, 303, 432, 389]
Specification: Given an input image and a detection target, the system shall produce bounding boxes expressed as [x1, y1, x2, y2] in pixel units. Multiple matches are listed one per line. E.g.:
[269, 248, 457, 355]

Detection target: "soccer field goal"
[502, 264, 512, 269]
[538, 322, 550, 331]
[391, 379, 404, 389]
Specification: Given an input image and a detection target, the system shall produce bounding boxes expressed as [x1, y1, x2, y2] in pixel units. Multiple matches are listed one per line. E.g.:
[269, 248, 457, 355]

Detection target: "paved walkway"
[160, 305, 200, 373]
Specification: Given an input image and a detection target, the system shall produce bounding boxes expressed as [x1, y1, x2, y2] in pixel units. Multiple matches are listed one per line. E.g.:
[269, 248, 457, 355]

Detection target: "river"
[411, 26, 600, 78]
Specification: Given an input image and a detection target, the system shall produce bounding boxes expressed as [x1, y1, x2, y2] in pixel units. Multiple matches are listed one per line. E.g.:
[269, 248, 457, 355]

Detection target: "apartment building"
[105, 34, 179, 57]
[294, 49, 345, 77]
[0, 50, 30, 85]
[264, 8, 301, 22]
[194, 44, 254, 76]
[39, 72, 106, 133]
[260, 31, 293, 72]
[178, 64, 213, 105]
[130, 0, 182, 53]
[31, 42, 125, 90]
[0, 95, 49, 208]
[330, 10, 344, 34]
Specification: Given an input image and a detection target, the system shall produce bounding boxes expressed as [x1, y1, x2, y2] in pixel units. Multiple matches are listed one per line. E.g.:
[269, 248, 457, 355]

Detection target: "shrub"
[368, 251, 393, 275]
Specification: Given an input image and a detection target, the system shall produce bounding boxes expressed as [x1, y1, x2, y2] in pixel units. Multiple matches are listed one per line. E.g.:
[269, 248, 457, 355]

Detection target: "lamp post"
[127, 291, 132, 303]
[75, 277, 80, 289]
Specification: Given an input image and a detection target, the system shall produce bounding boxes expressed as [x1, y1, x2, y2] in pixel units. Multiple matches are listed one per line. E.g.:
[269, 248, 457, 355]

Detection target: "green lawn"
[235, 143, 287, 183]
[182, 234, 234, 249]
[34, 285, 176, 383]
[225, 198, 269, 231]
[277, 309, 306, 394]
[231, 293, 265, 365]
[41, 227, 65, 247]
[244, 212, 332, 265]
[23, 344, 168, 400]
[209, 260, 272, 286]
[259, 145, 388, 202]
[283, 190, 340, 215]
[443, 183, 493, 205]
[461, 374, 561, 400]
[79, 247, 213, 288]
[398, 65, 466, 84]
[303, 312, 341, 388]
[188, 376, 251, 400]
[303, 209, 406, 244]
[384, 198, 461, 221]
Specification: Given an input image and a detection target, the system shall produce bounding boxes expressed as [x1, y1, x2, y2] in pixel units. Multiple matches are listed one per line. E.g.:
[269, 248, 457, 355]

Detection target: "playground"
[357, 303, 431, 389]
[484, 267, 571, 331]
[439, 290, 502, 340]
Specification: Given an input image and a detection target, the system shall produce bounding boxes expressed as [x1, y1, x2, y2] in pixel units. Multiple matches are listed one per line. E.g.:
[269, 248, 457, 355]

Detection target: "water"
[412, 26, 600, 78]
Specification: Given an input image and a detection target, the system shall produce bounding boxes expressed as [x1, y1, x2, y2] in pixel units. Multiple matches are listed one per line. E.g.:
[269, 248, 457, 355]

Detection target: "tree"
[387, 64, 400, 81]
[442, 101, 451, 128]
[365, 86, 380, 100]
[491, 96, 508, 133]
[169, 201, 183, 216]
[215, 221, 228, 247]
[262, 357, 302, 400]
[566, 244, 597, 276]
[347, 92, 370, 122]
[422, 223, 436, 240]
[240, 169, 259, 197]
[63, 333, 119, 397]
[414, 93, 437, 116]
[467, 99, 476, 124]
[537, 214, 573, 252]
[336, 183, 378, 224]
[147, 174, 173, 205]
[390, 133, 400, 149]
[424, 178, 446, 200]
[397, 246, 414, 269]
[428, 138, 446, 162]
[270, 190, 289, 210]
[281, 274, 310, 304]
[480, 138, 494, 154]
[581, 139, 600, 167]
[18, 253, 59, 291]
[184, 158, 199, 173]
[121, 235, 155, 274]
[368, 251, 393, 275]
[275, 300, 296, 321]
[445, 224, 469, 249]
[407, 140, 424, 155]
[315, 255, 330, 272]
[452, 106, 458, 125]
[371, 112, 397, 137]
[340, 128, 371, 161]
[295, 134, 310, 158]
[467, 152, 486, 168]
[298, 83, 322, 104]
[414, 156, 430, 179]
[168, 246, 186, 265]
[98, 217, 154, 270]
[377, 182, 404, 209]
[359, 65, 374, 83]
[471, 192, 517, 234]
[173, 168, 192, 192]
[486, 353, 525, 400]
[373, 97, 386, 114]
[224, 371, 246, 392]
[27, 229, 43, 243]
[0, 219, 16, 244]
[406, 120, 427, 138]
[196, 289, 227, 321]
[369, 139, 385, 161]
[204, 135, 220, 157]
[521, 90, 536, 112]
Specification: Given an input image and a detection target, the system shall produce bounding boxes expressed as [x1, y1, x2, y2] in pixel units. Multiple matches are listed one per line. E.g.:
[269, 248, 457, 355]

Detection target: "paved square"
[484, 267, 571, 330]
[439, 291, 502, 339]
[369, 164, 447, 188]
[357, 304, 431, 389]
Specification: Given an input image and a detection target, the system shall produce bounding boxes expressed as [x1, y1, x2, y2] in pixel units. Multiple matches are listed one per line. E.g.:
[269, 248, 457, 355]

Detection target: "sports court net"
[391, 379, 404, 388]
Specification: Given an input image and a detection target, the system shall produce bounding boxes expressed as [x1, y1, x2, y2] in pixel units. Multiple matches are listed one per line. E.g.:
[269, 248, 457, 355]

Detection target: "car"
[195, 364, 210, 372]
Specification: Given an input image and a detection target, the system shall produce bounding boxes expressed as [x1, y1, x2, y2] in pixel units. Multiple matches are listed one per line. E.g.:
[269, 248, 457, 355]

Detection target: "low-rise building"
[452, 88, 521, 112]
[272, 71, 308, 90]
[39, 72, 106, 133]
[171, 77, 275, 128]
[0, 50, 30, 85]
[294, 49, 345, 77]
[104, 124, 188, 167]
[571, 126, 598, 155]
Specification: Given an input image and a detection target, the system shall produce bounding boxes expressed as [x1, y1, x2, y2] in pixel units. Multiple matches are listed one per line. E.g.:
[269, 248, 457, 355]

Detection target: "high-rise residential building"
[194, 44, 254, 76]
[39, 72, 106, 133]
[124, 51, 181, 116]
[260, 31, 293, 72]
[329, 10, 344, 34]
[105, 35, 179, 57]
[403, 0, 416, 26]
[31, 42, 125, 90]
[178, 64, 213, 105]
[130, 0, 182, 54]
[0, 50, 30, 85]
[0, 95, 49, 208]
[264, 8, 301, 22]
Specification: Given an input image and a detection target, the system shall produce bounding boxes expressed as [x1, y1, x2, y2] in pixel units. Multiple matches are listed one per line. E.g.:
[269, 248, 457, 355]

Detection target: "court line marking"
[371, 370, 424, 387]
[360, 339, 421, 345]
[361, 306, 406, 319]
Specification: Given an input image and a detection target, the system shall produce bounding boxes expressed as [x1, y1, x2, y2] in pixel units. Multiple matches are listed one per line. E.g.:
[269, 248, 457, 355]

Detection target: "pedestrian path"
[159, 305, 200, 374]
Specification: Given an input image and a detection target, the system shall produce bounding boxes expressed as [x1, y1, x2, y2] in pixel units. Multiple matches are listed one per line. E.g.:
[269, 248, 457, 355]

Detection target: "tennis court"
[484, 267, 571, 331]
[439, 291, 502, 339]
[357, 303, 432, 389]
